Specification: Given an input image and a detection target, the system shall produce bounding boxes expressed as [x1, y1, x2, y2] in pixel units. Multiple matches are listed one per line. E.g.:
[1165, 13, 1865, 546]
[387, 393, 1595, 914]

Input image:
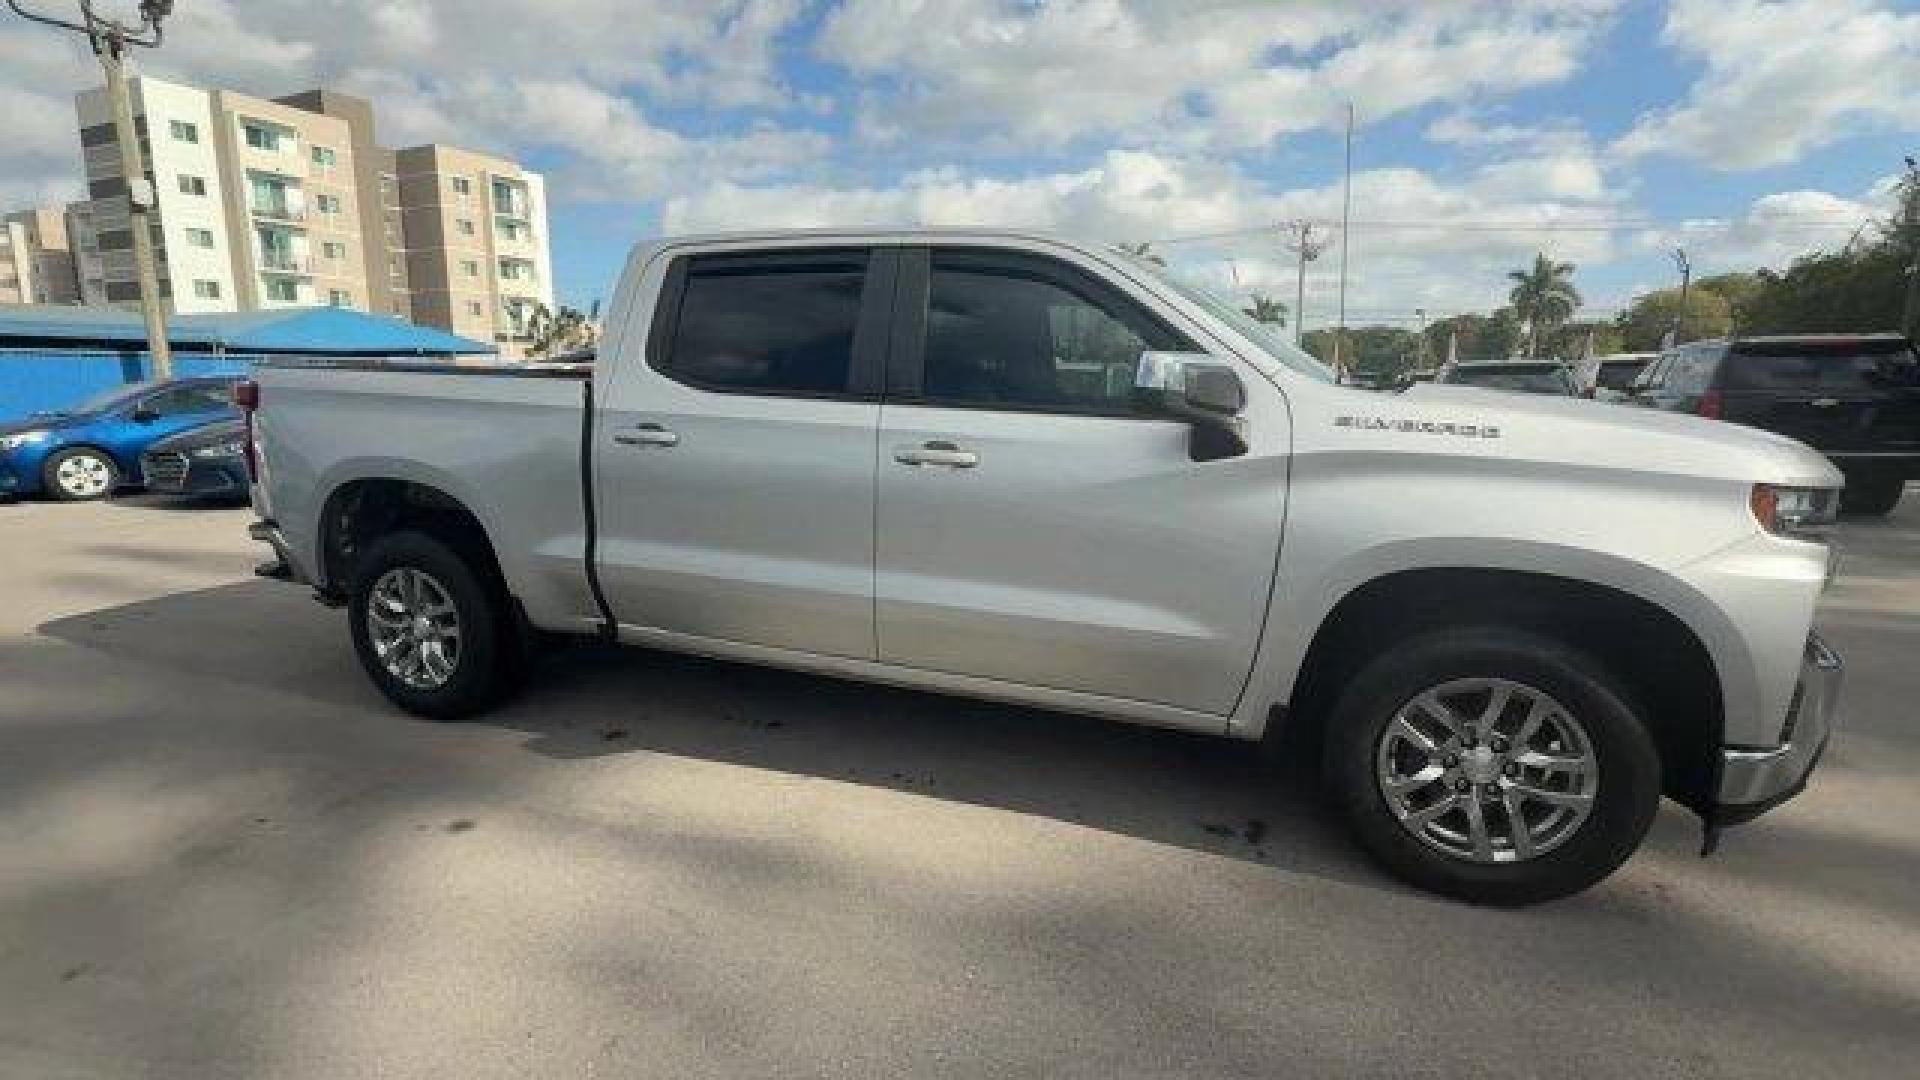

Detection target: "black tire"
[1840, 472, 1904, 517]
[347, 530, 516, 720]
[1323, 627, 1660, 906]
[41, 447, 119, 502]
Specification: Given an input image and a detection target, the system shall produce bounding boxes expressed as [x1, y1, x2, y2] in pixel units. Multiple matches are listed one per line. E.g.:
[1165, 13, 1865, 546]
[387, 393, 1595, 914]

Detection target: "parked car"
[1436, 360, 1580, 396]
[246, 230, 1842, 905]
[1584, 353, 1657, 401]
[0, 377, 240, 501]
[138, 417, 250, 502]
[1625, 335, 1918, 515]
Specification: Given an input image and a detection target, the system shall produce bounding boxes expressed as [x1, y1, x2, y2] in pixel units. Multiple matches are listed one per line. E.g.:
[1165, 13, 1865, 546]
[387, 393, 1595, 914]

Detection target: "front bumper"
[1714, 633, 1842, 823]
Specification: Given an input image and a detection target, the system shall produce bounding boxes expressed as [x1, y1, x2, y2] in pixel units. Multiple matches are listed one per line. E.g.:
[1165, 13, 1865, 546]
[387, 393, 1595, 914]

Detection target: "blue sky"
[3, 0, 1914, 327]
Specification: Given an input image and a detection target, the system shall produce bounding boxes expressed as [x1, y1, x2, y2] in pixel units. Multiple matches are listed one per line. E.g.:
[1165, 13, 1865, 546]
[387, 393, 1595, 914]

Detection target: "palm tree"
[1506, 253, 1581, 358]
[525, 302, 598, 358]
[1242, 293, 1287, 327]
[1117, 241, 1166, 266]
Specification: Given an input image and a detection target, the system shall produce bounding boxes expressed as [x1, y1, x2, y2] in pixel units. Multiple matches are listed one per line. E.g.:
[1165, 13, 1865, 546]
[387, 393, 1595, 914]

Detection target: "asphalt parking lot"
[1, 493, 1916, 1078]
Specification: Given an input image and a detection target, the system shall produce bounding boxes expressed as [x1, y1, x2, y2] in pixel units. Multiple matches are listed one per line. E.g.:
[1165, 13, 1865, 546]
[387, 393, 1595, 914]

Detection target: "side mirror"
[131, 407, 158, 423]
[1135, 351, 1250, 461]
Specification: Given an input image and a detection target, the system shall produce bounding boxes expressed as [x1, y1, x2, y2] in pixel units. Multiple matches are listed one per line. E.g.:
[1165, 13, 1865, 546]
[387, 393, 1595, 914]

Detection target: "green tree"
[1614, 287, 1732, 350]
[1506, 253, 1582, 357]
[1424, 309, 1525, 364]
[525, 302, 598, 358]
[1695, 272, 1762, 328]
[1545, 319, 1624, 362]
[1116, 241, 1165, 266]
[1242, 292, 1287, 326]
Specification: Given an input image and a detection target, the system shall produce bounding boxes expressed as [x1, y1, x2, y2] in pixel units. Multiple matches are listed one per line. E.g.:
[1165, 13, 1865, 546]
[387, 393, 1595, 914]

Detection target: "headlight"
[1751, 484, 1837, 539]
[191, 440, 247, 459]
[0, 430, 50, 451]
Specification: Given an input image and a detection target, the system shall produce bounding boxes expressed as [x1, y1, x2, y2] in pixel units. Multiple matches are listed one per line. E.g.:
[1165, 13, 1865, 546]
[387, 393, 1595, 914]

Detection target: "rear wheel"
[1323, 627, 1660, 906]
[1840, 472, 1904, 517]
[42, 448, 118, 501]
[348, 530, 515, 719]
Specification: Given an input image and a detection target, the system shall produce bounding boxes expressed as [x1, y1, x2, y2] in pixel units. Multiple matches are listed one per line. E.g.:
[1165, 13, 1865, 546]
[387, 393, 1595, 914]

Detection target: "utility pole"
[1280, 220, 1325, 346]
[8, 1, 174, 379]
[1671, 247, 1691, 347]
[1902, 157, 1919, 342]
[1413, 307, 1427, 369]
[1335, 101, 1355, 381]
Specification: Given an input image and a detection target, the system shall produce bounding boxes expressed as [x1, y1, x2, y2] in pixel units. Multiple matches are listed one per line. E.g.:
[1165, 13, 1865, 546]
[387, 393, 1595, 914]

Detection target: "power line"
[1153, 216, 1871, 246]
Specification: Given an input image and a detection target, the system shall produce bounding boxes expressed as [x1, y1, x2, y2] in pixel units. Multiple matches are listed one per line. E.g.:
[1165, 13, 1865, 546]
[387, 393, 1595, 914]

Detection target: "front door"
[873, 246, 1287, 717]
[594, 246, 893, 660]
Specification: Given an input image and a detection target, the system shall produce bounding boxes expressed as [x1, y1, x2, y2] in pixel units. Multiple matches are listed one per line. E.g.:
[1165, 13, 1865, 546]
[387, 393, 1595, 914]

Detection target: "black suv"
[1627, 334, 1919, 515]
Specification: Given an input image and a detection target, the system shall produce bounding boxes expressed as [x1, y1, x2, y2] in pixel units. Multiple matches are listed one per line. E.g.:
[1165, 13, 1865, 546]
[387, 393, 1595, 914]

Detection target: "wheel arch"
[313, 474, 509, 606]
[1275, 565, 1728, 812]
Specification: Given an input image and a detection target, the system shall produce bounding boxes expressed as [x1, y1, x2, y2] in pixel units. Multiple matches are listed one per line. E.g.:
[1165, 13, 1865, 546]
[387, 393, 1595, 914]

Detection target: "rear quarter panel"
[254, 367, 597, 630]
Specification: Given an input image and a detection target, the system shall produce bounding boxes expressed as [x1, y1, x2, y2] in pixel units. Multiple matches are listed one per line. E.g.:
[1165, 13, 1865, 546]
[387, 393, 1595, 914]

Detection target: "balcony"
[258, 251, 311, 274]
[249, 198, 306, 223]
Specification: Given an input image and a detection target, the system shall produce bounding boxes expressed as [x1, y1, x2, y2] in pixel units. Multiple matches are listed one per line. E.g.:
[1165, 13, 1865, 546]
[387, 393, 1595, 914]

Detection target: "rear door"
[871, 245, 1287, 719]
[123, 381, 236, 473]
[593, 246, 892, 660]
[1718, 340, 1920, 456]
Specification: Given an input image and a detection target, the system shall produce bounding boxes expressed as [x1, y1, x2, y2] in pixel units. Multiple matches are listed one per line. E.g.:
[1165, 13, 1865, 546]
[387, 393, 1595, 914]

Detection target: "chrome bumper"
[1716, 634, 1842, 814]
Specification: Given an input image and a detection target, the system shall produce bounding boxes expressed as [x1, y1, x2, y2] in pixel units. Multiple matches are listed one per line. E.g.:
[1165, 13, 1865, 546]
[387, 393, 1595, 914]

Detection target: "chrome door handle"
[614, 423, 679, 448]
[893, 440, 978, 468]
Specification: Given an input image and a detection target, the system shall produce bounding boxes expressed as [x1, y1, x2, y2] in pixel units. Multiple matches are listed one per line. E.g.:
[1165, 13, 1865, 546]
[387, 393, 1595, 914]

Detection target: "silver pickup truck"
[245, 229, 1843, 904]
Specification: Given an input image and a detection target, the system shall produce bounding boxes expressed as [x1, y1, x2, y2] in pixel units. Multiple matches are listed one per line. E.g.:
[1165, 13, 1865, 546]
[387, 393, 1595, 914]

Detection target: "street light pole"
[7, 0, 174, 379]
[1671, 247, 1691, 347]
[1902, 157, 1919, 343]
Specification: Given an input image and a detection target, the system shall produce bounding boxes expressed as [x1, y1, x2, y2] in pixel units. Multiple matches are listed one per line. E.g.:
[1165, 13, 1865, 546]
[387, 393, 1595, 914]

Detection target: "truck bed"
[250, 360, 602, 632]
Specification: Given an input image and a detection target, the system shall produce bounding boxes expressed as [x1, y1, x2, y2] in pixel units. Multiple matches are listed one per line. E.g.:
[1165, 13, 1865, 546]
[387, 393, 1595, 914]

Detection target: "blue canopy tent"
[0, 305, 495, 421]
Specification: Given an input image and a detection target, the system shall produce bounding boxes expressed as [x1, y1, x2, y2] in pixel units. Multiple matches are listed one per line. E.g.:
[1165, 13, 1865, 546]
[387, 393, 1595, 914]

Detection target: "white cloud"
[1632, 182, 1892, 271]
[664, 148, 1625, 320]
[819, 0, 1619, 153]
[1615, 0, 1920, 170]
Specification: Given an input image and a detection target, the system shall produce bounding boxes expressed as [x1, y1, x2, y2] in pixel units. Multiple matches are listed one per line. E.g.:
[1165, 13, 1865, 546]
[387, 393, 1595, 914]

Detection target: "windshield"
[1444, 365, 1577, 395]
[1129, 257, 1336, 383]
[60, 381, 157, 416]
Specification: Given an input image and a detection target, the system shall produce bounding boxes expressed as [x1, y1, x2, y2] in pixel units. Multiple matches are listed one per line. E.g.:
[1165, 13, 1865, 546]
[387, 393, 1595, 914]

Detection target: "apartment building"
[394, 144, 554, 349]
[67, 77, 551, 354]
[0, 206, 79, 305]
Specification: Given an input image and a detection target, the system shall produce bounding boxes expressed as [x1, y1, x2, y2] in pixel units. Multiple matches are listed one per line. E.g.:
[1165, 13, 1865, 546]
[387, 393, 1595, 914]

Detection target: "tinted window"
[921, 254, 1182, 413]
[141, 384, 231, 417]
[1445, 365, 1576, 394]
[1723, 344, 1920, 393]
[666, 254, 866, 395]
[1596, 360, 1647, 390]
[1665, 350, 1718, 394]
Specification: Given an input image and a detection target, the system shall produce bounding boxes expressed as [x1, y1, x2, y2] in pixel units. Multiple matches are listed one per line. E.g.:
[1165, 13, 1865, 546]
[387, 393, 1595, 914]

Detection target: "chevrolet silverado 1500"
[245, 230, 1843, 904]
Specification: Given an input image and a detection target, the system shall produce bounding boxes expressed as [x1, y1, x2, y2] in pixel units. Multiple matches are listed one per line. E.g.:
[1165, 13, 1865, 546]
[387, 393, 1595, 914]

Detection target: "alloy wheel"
[1375, 677, 1599, 864]
[55, 454, 114, 499]
[366, 566, 463, 690]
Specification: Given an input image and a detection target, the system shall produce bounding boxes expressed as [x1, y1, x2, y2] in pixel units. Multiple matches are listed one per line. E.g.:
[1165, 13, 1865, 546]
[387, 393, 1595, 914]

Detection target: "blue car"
[0, 377, 239, 501]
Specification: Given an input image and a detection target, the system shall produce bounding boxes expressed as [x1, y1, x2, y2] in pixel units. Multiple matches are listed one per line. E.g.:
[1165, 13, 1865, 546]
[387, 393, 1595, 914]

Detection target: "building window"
[169, 120, 198, 143]
[498, 259, 534, 283]
[457, 218, 475, 236]
[265, 277, 299, 302]
[315, 193, 342, 214]
[178, 174, 207, 196]
[389, 256, 402, 277]
[184, 227, 215, 248]
[328, 288, 351, 307]
[311, 145, 336, 169]
[450, 176, 471, 196]
[467, 300, 483, 317]
[497, 219, 530, 243]
[461, 259, 479, 277]
[321, 240, 346, 260]
[243, 123, 286, 151]
[192, 279, 220, 299]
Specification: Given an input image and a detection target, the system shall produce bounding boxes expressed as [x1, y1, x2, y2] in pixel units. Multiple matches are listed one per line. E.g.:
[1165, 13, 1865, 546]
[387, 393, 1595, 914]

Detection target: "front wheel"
[348, 530, 515, 719]
[42, 447, 118, 501]
[1323, 628, 1660, 906]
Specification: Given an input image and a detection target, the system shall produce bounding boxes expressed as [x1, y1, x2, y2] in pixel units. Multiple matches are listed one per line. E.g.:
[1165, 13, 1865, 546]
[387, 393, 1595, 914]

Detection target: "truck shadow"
[36, 580, 1397, 895]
